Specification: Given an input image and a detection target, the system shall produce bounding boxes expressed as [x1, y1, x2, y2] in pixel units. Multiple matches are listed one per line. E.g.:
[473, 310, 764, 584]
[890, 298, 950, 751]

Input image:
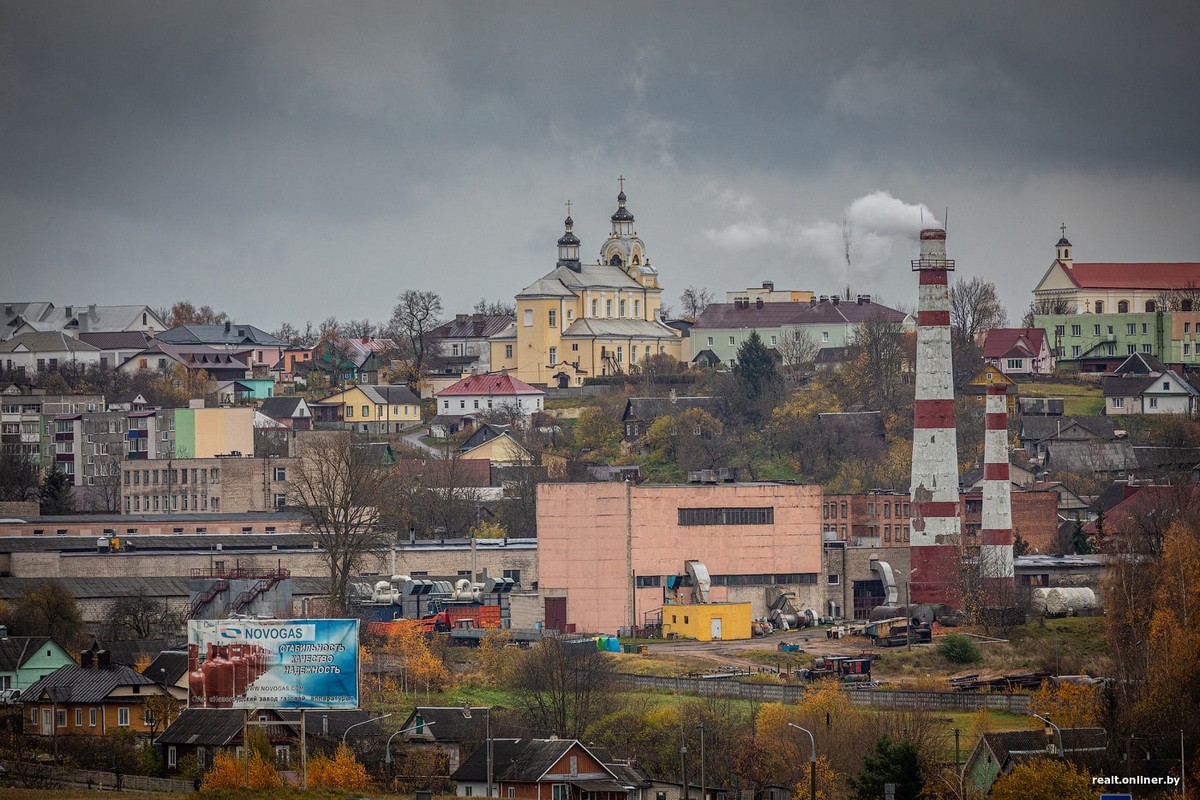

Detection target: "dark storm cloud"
[1, 1, 1197, 327]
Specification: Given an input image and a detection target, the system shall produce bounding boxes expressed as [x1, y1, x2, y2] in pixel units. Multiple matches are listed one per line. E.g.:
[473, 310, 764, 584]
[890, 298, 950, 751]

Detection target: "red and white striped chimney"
[980, 382, 1015, 601]
[909, 228, 962, 609]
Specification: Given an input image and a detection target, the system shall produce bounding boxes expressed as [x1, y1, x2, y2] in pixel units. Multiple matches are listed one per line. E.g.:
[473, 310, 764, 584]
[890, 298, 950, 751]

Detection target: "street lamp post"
[462, 706, 492, 797]
[1031, 713, 1064, 757]
[343, 712, 393, 746]
[906, 568, 917, 651]
[787, 723, 817, 800]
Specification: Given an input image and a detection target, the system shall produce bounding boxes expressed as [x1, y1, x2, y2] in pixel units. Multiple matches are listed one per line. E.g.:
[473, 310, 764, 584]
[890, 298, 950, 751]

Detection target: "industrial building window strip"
[710, 573, 817, 586]
[677, 507, 774, 526]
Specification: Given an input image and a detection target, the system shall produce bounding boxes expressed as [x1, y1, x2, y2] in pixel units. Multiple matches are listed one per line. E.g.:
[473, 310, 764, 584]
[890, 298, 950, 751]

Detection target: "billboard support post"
[300, 710, 307, 790]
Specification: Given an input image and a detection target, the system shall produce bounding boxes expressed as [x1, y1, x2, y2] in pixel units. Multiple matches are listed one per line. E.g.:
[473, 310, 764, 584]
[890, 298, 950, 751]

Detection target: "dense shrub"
[937, 634, 982, 664]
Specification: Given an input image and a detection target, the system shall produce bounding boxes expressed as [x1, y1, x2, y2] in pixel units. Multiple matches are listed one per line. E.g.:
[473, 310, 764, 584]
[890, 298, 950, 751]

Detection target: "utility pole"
[699, 723, 705, 800]
[680, 728, 688, 800]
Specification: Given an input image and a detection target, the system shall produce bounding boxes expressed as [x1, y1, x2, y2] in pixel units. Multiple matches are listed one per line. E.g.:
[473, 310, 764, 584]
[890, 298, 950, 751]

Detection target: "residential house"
[397, 706, 489, 774]
[21, 648, 166, 738]
[460, 430, 534, 467]
[0, 637, 76, 696]
[690, 295, 913, 368]
[488, 186, 683, 387]
[428, 314, 514, 391]
[1103, 353, 1198, 415]
[0, 332, 102, 376]
[963, 727, 1107, 796]
[0, 303, 165, 341]
[1018, 415, 1121, 463]
[435, 374, 544, 426]
[1042, 440, 1138, 481]
[451, 737, 639, 800]
[313, 336, 397, 386]
[155, 322, 287, 377]
[77, 331, 153, 371]
[310, 384, 421, 434]
[118, 340, 251, 383]
[982, 328, 1055, 375]
[155, 707, 383, 775]
[1031, 231, 1200, 370]
[258, 397, 313, 431]
[620, 395, 721, 440]
[273, 346, 314, 384]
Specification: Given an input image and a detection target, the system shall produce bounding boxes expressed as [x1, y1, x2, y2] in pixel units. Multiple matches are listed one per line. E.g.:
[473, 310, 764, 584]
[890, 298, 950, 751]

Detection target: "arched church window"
[1094, 301, 1104, 314]
[1145, 300, 1156, 312]
[632, 255, 640, 266]
[1184, 299, 1195, 312]
[609, 254, 623, 267]
[1118, 300, 1129, 313]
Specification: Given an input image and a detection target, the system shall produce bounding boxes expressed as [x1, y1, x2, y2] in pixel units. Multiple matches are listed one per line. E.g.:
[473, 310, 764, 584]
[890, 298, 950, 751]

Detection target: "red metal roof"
[982, 328, 1046, 359]
[1060, 262, 1200, 290]
[436, 374, 544, 397]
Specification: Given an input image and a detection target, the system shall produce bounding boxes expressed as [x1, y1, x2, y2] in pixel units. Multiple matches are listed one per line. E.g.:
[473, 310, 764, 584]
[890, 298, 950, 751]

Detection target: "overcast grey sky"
[3, 1, 1198, 330]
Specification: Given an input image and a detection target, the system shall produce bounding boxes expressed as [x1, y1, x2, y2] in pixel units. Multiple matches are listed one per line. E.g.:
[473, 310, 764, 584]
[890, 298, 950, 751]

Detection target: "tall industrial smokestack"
[909, 228, 961, 609]
[980, 381, 1015, 603]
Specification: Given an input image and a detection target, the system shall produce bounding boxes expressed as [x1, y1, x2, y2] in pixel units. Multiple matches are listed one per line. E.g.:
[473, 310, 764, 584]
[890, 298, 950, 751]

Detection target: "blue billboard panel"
[186, 619, 359, 709]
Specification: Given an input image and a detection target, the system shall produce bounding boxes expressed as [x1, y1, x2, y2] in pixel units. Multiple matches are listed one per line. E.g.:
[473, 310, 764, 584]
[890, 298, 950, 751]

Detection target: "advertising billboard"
[187, 619, 359, 709]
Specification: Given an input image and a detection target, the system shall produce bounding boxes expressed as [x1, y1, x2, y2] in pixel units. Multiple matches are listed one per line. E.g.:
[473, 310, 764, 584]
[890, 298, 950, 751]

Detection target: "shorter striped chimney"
[980, 382, 1015, 601]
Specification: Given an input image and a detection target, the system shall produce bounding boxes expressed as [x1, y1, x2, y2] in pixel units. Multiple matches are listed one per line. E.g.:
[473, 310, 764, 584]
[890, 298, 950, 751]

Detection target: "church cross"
[618, 175, 625, 193]
[1060, 222, 1067, 238]
[565, 200, 572, 217]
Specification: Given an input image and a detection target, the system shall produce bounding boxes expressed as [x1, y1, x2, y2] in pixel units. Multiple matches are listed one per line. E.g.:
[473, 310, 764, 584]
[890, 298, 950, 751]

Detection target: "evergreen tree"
[848, 734, 924, 800]
[1013, 531, 1031, 557]
[1070, 520, 1094, 554]
[40, 465, 75, 515]
[733, 330, 779, 400]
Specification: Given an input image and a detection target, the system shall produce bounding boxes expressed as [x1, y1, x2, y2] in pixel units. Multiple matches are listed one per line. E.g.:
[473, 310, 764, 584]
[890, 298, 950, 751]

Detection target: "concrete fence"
[0, 760, 195, 793]
[613, 674, 1031, 713]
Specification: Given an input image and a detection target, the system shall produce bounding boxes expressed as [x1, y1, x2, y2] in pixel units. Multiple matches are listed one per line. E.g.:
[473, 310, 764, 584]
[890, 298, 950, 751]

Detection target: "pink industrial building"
[537, 482, 823, 635]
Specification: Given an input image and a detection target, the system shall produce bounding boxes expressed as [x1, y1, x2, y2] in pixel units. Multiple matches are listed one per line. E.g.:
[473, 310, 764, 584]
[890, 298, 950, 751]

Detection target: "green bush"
[938, 634, 982, 664]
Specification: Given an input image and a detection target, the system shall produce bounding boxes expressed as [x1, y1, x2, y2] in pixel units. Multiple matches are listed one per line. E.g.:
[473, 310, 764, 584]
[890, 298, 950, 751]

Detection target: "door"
[545, 597, 567, 633]
[42, 708, 52, 736]
[711, 617, 722, 640]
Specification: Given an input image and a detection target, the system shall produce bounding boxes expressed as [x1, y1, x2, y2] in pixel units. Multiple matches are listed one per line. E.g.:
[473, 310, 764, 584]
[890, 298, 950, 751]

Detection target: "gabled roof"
[1020, 416, 1120, 444]
[434, 315, 515, 340]
[155, 708, 248, 746]
[437, 374, 543, 398]
[143, 650, 188, 685]
[1054, 262, 1200, 290]
[157, 324, 285, 347]
[518, 263, 644, 299]
[1115, 352, 1169, 375]
[1044, 440, 1138, 473]
[24, 662, 156, 703]
[622, 396, 720, 423]
[313, 384, 421, 407]
[692, 300, 909, 330]
[453, 738, 620, 784]
[0, 636, 57, 672]
[259, 396, 311, 420]
[76, 331, 154, 351]
[982, 328, 1047, 360]
[0, 332, 101, 354]
[975, 727, 1107, 771]
[398, 706, 488, 743]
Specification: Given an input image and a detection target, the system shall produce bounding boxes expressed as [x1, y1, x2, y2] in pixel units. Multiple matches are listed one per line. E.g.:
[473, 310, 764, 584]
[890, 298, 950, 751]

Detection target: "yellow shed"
[661, 603, 752, 641]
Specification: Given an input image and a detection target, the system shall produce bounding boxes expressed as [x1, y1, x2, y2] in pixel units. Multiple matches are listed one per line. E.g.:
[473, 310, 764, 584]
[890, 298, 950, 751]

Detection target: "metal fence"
[613, 674, 1031, 713]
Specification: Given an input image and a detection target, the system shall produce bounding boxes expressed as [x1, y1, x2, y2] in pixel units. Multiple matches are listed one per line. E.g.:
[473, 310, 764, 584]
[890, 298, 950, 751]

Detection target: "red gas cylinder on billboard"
[203, 644, 234, 708]
[188, 643, 206, 708]
[229, 643, 248, 698]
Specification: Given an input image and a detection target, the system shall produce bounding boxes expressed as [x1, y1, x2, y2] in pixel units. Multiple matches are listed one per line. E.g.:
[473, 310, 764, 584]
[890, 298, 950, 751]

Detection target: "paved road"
[398, 425, 443, 455]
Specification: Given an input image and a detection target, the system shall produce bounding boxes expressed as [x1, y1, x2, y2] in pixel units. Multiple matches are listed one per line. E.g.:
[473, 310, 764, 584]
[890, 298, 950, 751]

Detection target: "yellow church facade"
[490, 184, 683, 387]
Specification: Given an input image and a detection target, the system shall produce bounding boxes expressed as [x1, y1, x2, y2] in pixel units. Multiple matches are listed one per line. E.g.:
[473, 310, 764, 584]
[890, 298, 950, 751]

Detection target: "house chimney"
[81, 650, 94, 668]
[224, 321, 231, 334]
[64, 305, 73, 317]
[97, 650, 111, 668]
[456, 314, 468, 324]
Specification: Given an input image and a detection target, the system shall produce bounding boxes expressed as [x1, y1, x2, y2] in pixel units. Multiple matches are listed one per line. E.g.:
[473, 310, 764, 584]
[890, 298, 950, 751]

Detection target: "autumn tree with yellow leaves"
[989, 757, 1092, 800]
[307, 742, 372, 791]
[200, 750, 282, 790]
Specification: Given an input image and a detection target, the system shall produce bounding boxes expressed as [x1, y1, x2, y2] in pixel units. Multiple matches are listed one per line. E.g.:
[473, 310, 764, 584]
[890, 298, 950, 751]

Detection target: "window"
[591, 299, 599, 317]
[1149, 397, 1158, 409]
[678, 507, 775, 525]
[57, 709, 66, 727]
[345, 405, 353, 418]
[1072, 345, 1081, 358]
[1094, 324, 1101, 336]
[503, 568, 521, 585]
[707, 337, 714, 347]
[619, 300, 626, 317]
[1054, 325, 1065, 337]
[1071, 324, 1081, 337]
[770, 335, 778, 345]
[362, 405, 369, 418]
[1108, 325, 1114, 335]
[634, 300, 640, 317]
[196, 747, 206, 768]
[274, 493, 287, 509]
[549, 309, 557, 328]
[504, 344, 513, 359]
[523, 309, 533, 327]
[89, 708, 97, 727]
[1112, 397, 1124, 409]
[553, 785, 569, 800]
[1095, 301, 1104, 313]
[1007, 359, 1022, 369]
[1127, 323, 1137, 335]
[1118, 300, 1129, 313]
[1186, 344, 1192, 356]
[1164, 380, 1171, 390]
[822, 331, 830, 342]
[728, 336, 735, 346]
[616, 347, 623, 363]
[606, 299, 613, 317]
[549, 346, 557, 364]
[75, 708, 82, 726]
[1143, 344, 1153, 354]
[1127, 345, 1136, 355]
[273, 466, 286, 481]
[827, 574, 840, 585]
[168, 746, 177, 768]
[275, 745, 290, 767]
[1142, 323, 1148, 334]
[508, 789, 516, 799]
